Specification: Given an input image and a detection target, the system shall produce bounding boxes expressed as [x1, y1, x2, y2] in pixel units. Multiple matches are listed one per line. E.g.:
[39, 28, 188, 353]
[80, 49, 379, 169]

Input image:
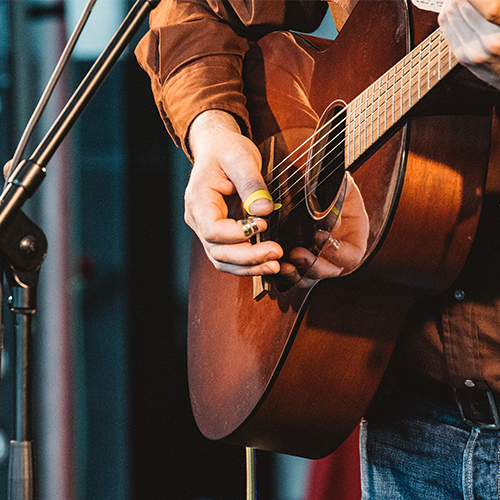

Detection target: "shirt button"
[454, 290, 465, 301]
[464, 379, 475, 388]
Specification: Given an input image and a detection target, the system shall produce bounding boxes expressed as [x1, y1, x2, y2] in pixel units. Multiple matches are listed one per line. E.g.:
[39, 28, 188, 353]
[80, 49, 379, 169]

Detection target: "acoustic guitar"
[187, 0, 495, 458]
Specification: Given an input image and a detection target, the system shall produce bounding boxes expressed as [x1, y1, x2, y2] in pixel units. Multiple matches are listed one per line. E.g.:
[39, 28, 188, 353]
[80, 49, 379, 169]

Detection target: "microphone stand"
[2, 1, 160, 498]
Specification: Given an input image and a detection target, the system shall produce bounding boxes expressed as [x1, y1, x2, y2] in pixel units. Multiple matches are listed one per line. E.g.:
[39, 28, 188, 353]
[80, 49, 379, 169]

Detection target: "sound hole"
[306, 102, 346, 220]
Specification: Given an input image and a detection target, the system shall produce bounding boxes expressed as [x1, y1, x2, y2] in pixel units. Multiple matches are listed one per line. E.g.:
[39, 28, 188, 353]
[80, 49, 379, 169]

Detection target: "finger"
[440, 0, 499, 61]
[464, 0, 500, 24]
[208, 239, 282, 266]
[288, 246, 344, 278]
[192, 216, 270, 245]
[439, 0, 500, 87]
[320, 236, 361, 274]
[204, 239, 283, 276]
[213, 260, 281, 276]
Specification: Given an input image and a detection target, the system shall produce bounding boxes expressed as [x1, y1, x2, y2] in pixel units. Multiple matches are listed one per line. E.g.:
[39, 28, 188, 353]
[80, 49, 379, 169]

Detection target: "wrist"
[188, 110, 242, 159]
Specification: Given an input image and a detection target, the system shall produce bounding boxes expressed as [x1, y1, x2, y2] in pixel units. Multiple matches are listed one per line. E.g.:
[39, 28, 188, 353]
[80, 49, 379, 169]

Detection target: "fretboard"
[345, 28, 458, 166]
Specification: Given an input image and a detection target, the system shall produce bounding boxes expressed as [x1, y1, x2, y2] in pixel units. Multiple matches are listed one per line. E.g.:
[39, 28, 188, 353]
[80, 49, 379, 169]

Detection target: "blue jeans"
[360, 383, 500, 499]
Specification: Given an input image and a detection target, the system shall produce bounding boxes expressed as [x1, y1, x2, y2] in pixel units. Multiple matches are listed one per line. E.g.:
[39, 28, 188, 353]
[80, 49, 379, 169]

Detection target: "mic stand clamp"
[0, 210, 47, 500]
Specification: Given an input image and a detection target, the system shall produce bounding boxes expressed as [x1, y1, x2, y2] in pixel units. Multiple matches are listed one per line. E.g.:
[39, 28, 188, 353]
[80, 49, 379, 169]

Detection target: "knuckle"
[469, 51, 488, 65]
[240, 179, 266, 196]
[212, 261, 226, 273]
[184, 212, 194, 230]
[486, 35, 500, 56]
[484, 3, 500, 23]
[200, 225, 219, 244]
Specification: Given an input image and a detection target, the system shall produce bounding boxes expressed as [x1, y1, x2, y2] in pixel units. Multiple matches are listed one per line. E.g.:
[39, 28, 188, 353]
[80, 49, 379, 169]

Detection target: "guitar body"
[188, 0, 491, 458]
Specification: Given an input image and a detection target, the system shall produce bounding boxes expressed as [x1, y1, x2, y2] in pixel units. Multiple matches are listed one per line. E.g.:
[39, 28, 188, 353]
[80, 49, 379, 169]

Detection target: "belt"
[412, 377, 500, 430]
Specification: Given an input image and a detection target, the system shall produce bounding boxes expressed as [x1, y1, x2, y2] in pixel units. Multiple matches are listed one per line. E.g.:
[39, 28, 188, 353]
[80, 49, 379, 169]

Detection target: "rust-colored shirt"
[136, 0, 500, 393]
[135, 0, 333, 156]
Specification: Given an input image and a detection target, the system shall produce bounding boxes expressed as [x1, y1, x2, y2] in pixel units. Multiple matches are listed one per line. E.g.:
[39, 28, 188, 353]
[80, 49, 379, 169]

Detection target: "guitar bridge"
[253, 232, 271, 301]
[252, 135, 277, 301]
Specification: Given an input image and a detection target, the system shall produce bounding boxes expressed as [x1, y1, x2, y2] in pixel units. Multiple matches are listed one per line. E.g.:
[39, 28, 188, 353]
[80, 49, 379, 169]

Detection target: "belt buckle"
[453, 388, 500, 430]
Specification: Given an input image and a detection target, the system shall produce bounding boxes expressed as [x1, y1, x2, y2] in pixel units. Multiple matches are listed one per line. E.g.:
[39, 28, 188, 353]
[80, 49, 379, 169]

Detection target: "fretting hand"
[439, 0, 500, 89]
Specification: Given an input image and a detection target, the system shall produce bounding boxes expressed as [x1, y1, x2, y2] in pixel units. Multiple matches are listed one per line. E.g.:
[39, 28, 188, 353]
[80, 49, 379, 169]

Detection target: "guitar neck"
[345, 28, 458, 166]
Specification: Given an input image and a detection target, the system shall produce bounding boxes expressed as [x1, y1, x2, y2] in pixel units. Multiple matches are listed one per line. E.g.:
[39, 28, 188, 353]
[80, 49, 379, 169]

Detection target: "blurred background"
[0, 1, 336, 498]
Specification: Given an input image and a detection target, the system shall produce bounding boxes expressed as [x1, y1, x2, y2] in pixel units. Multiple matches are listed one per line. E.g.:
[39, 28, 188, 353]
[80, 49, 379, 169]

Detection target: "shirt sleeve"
[135, 0, 328, 157]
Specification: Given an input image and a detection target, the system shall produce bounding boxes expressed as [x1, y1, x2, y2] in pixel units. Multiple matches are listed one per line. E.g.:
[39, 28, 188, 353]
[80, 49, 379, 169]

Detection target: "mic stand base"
[8, 441, 36, 500]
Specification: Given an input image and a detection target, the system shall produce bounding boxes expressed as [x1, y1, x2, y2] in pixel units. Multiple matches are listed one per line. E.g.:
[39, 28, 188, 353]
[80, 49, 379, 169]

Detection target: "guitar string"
[261, 29, 447, 211]
[259, 30, 454, 228]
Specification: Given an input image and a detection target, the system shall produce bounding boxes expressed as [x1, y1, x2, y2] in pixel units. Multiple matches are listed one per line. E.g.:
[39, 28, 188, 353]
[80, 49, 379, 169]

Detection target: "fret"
[380, 74, 387, 138]
[384, 71, 388, 136]
[346, 104, 350, 166]
[407, 51, 413, 109]
[347, 102, 354, 166]
[369, 85, 375, 148]
[365, 89, 370, 150]
[363, 89, 370, 150]
[417, 42, 422, 100]
[384, 74, 389, 134]
[402, 55, 411, 116]
[390, 63, 397, 125]
[438, 33, 442, 80]
[402, 59, 409, 112]
[419, 35, 432, 97]
[393, 64, 399, 125]
[375, 79, 381, 144]
[354, 95, 361, 159]
[429, 39, 440, 87]
[403, 56, 409, 116]
[366, 87, 374, 148]
[391, 63, 403, 126]
[367, 85, 374, 147]
[363, 88, 369, 152]
[360, 93, 366, 155]
[350, 101, 355, 163]
[351, 102, 356, 163]
[427, 34, 432, 90]
[361, 92, 365, 154]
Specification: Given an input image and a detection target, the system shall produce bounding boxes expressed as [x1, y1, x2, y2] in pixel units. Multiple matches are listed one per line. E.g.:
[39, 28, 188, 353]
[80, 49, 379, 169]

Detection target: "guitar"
[187, 0, 494, 459]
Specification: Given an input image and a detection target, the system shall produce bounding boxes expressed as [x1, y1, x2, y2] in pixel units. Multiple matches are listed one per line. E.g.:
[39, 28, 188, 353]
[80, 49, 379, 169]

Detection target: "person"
[135, 0, 500, 498]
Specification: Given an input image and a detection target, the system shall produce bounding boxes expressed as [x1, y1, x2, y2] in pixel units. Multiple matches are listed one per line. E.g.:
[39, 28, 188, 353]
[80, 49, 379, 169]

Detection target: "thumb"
[217, 131, 279, 216]
[232, 144, 279, 216]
